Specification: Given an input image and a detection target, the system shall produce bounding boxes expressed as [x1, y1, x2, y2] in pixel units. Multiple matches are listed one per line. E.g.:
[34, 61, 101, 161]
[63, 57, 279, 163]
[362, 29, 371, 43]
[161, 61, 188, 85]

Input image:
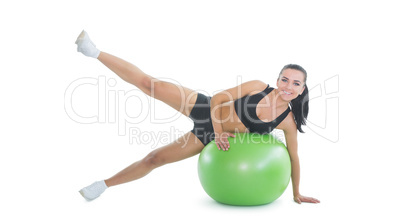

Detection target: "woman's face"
[276, 68, 306, 102]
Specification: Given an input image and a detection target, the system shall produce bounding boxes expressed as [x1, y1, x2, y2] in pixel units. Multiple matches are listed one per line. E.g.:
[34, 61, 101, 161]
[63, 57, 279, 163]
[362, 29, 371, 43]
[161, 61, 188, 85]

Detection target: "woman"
[76, 30, 320, 204]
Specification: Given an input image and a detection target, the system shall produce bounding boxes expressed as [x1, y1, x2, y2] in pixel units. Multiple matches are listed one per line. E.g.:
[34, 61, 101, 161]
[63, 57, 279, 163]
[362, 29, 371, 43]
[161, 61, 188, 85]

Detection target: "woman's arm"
[210, 80, 267, 150]
[284, 125, 301, 198]
[283, 115, 320, 204]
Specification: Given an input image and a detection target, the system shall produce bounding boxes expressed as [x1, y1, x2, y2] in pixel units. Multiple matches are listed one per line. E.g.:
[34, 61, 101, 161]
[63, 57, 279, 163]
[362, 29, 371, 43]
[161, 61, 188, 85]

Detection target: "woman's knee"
[140, 77, 163, 96]
[142, 150, 166, 168]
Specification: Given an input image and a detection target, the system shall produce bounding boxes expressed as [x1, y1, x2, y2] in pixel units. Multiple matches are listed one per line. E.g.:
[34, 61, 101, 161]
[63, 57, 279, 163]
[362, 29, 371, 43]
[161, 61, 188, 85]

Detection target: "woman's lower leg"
[97, 51, 155, 95]
[104, 158, 157, 187]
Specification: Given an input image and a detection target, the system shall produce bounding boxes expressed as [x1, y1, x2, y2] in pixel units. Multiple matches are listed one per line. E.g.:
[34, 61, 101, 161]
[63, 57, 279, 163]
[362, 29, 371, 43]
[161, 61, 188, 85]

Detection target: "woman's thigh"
[150, 79, 199, 117]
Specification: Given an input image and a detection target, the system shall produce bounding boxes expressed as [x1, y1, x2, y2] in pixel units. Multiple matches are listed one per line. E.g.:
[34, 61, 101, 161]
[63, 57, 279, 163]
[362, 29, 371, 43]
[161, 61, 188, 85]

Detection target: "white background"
[1, 0, 401, 218]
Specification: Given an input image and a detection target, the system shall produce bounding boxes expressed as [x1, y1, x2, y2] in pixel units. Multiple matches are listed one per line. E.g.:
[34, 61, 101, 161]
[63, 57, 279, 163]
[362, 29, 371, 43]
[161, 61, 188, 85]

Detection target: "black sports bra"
[234, 85, 291, 134]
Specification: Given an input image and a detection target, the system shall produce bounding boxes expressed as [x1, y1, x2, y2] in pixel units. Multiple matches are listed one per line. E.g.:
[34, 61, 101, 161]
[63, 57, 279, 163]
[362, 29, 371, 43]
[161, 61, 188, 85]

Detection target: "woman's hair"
[279, 64, 309, 133]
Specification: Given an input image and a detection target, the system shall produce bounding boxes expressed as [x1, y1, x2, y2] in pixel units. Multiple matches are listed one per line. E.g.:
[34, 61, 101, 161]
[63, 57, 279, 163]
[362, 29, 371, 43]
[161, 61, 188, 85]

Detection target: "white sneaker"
[79, 180, 108, 201]
[75, 30, 101, 58]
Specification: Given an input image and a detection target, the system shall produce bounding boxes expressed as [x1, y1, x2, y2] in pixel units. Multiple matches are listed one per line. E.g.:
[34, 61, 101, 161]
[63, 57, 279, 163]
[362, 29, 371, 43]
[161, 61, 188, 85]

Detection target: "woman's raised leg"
[79, 131, 205, 200]
[97, 52, 198, 117]
[75, 30, 199, 117]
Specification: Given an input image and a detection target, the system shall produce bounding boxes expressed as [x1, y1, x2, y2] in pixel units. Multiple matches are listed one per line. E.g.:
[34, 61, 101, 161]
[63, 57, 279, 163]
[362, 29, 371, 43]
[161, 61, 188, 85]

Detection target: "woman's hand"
[294, 194, 320, 204]
[214, 132, 236, 151]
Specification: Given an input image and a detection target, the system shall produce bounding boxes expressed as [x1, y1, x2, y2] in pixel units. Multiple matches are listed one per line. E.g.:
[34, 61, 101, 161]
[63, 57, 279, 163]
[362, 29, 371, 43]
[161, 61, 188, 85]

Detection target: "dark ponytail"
[290, 85, 309, 133]
[280, 64, 309, 133]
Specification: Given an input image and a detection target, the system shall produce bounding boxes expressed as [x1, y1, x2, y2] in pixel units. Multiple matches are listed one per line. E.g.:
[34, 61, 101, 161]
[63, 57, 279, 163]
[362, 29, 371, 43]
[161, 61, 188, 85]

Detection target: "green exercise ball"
[198, 133, 291, 206]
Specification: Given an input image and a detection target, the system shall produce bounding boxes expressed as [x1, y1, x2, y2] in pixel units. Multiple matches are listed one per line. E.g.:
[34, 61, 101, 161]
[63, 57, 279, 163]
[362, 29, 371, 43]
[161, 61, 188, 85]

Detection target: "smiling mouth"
[283, 91, 292, 95]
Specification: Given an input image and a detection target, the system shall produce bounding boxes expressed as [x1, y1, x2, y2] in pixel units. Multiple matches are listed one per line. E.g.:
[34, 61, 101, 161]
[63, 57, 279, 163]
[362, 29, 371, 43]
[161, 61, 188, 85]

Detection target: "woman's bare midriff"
[219, 102, 249, 134]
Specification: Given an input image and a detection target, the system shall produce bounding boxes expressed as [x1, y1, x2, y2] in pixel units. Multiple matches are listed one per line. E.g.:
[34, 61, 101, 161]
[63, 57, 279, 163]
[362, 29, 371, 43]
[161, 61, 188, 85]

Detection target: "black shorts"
[189, 93, 215, 146]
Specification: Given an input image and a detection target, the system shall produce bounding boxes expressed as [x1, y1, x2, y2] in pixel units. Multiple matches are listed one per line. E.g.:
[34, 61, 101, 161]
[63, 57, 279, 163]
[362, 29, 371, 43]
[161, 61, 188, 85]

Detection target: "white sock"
[79, 180, 108, 201]
[75, 30, 101, 58]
